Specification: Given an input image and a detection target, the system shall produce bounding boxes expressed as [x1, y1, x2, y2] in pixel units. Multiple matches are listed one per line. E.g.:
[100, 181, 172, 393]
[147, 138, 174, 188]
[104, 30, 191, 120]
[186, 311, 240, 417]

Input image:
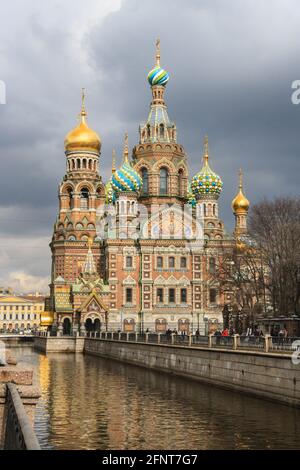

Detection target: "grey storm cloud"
[0, 0, 299, 291]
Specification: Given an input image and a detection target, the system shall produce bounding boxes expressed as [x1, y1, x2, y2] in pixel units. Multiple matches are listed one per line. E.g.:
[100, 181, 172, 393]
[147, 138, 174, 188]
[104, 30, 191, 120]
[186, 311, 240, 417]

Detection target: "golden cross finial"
[239, 168, 243, 190]
[156, 38, 161, 67]
[203, 135, 209, 165]
[123, 132, 129, 163]
[81, 87, 86, 116]
[112, 149, 116, 173]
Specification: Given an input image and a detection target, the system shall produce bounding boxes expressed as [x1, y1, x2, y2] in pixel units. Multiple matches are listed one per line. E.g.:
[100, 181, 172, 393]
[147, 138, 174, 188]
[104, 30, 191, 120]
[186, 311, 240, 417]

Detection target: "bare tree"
[249, 197, 300, 316]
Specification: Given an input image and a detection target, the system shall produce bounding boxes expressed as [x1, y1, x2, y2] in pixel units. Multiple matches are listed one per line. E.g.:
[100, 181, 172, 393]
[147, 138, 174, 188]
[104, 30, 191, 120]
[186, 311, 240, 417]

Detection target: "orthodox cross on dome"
[203, 135, 209, 166]
[123, 132, 129, 163]
[156, 38, 161, 66]
[239, 168, 243, 189]
[112, 149, 116, 173]
[81, 87, 87, 117]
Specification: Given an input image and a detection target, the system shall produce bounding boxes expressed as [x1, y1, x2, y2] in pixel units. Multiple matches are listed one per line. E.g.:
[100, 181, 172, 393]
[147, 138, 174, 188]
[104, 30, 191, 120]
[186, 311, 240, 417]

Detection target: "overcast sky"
[0, 0, 299, 292]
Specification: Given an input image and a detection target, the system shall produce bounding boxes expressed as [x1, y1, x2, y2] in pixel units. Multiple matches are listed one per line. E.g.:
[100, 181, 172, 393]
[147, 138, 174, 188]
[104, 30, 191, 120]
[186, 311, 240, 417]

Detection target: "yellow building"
[0, 295, 45, 333]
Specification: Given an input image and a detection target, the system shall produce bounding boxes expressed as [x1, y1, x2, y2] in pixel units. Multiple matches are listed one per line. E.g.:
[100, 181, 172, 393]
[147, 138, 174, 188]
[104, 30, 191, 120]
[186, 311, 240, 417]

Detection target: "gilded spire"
[156, 38, 161, 66]
[83, 238, 96, 274]
[81, 87, 87, 119]
[64, 88, 101, 153]
[232, 168, 250, 214]
[203, 135, 209, 166]
[239, 168, 243, 190]
[123, 132, 129, 163]
[112, 149, 116, 173]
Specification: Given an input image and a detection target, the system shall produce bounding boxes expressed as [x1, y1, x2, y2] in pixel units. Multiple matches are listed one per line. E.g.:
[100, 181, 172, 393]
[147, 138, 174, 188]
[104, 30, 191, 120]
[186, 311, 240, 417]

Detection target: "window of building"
[157, 256, 163, 268]
[209, 257, 216, 274]
[126, 256, 133, 268]
[178, 169, 184, 197]
[159, 123, 164, 138]
[209, 288, 217, 304]
[159, 168, 168, 195]
[181, 288, 187, 303]
[169, 257, 175, 268]
[180, 257, 187, 268]
[80, 187, 89, 210]
[157, 288, 164, 303]
[169, 288, 175, 303]
[27, 314, 30, 320]
[126, 288, 133, 303]
[141, 168, 149, 194]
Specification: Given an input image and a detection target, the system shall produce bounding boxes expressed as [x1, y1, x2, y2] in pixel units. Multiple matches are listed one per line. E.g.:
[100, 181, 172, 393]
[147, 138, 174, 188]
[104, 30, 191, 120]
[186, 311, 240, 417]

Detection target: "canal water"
[13, 346, 300, 450]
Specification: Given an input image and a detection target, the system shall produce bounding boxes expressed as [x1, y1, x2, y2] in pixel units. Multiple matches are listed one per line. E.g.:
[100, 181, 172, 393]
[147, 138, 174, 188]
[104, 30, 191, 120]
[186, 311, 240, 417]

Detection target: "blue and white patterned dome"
[111, 161, 142, 194]
[147, 66, 170, 86]
[191, 136, 223, 199]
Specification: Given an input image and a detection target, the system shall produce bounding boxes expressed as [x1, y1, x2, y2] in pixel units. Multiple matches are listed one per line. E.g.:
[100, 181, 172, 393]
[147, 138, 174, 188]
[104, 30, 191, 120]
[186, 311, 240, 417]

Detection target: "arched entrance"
[94, 318, 101, 332]
[63, 317, 71, 335]
[85, 317, 101, 332]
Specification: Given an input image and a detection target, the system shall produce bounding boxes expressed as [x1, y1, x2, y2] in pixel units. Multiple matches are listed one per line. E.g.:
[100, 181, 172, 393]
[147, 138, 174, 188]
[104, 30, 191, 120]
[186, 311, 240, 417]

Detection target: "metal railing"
[4, 383, 40, 450]
[85, 331, 300, 354]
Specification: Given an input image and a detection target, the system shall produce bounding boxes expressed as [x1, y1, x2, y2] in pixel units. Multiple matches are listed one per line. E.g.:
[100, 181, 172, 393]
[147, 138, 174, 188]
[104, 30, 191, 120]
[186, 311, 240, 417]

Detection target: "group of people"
[213, 326, 265, 337]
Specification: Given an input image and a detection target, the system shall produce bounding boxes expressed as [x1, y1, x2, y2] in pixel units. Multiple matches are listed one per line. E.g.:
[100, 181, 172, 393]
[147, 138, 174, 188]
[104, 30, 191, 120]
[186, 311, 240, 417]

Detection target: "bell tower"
[132, 40, 188, 208]
[50, 90, 105, 286]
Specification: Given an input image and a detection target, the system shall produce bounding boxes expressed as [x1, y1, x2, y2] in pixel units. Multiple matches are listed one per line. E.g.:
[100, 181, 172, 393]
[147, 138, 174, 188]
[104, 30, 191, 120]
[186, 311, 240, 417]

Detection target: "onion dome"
[191, 136, 223, 198]
[232, 169, 250, 213]
[111, 134, 142, 194]
[147, 39, 170, 86]
[40, 311, 54, 328]
[64, 89, 101, 154]
[187, 182, 197, 207]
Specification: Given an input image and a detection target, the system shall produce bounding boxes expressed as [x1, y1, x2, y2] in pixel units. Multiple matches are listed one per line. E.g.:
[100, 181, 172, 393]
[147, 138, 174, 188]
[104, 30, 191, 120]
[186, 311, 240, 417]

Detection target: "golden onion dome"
[40, 311, 54, 327]
[232, 169, 250, 213]
[64, 90, 101, 154]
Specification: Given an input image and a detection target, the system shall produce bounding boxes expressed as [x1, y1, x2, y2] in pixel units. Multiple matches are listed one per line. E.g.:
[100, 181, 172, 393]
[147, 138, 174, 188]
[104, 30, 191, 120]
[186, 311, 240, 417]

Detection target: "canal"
[12, 346, 300, 450]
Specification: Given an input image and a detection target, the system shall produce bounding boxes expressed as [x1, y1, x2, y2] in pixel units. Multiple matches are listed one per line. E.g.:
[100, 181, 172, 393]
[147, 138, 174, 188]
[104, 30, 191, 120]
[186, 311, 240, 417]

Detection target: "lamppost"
[120, 310, 123, 332]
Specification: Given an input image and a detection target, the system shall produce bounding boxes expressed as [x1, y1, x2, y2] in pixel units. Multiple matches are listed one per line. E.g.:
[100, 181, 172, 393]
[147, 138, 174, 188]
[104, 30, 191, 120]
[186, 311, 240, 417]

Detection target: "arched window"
[178, 169, 184, 196]
[147, 124, 150, 138]
[80, 187, 89, 210]
[141, 168, 148, 194]
[67, 188, 73, 210]
[77, 158, 81, 169]
[159, 167, 168, 195]
[209, 257, 216, 274]
[83, 159, 87, 169]
[209, 288, 217, 304]
[159, 123, 164, 138]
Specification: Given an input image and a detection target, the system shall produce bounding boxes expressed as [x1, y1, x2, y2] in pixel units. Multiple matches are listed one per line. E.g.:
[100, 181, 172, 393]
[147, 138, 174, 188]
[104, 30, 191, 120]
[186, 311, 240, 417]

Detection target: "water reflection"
[14, 347, 300, 450]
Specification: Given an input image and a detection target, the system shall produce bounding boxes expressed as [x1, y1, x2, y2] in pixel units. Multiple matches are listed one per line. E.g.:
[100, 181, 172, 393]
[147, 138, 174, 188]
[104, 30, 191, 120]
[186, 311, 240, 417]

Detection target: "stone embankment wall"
[84, 338, 300, 407]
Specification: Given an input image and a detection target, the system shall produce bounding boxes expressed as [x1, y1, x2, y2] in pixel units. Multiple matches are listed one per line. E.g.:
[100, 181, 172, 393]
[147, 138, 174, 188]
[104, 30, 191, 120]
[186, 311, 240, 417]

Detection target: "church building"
[43, 41, 250, 335]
